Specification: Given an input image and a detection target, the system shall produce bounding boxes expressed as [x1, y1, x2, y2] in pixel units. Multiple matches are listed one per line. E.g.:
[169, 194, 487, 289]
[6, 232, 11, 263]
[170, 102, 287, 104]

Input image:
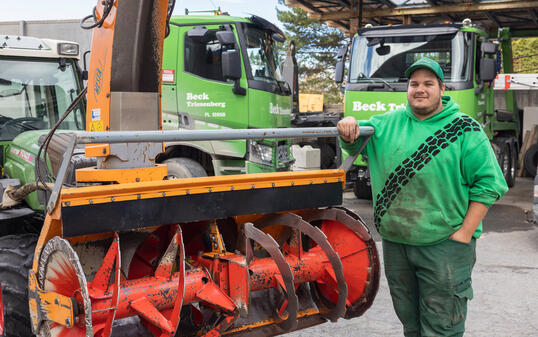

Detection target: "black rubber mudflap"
[0, 234, 37, 337]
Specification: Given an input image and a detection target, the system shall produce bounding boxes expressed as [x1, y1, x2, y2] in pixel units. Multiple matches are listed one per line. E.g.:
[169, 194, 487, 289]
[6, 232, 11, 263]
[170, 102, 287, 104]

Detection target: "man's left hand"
[449, 229, 473, 244]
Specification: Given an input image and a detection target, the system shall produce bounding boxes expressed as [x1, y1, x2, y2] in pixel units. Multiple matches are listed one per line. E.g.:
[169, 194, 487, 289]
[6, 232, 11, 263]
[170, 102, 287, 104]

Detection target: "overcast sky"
[0, 0, 284, 28]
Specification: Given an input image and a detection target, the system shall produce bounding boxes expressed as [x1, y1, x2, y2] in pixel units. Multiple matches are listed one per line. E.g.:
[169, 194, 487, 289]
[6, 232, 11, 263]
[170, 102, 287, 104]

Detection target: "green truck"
[335, 20, 519, 198]
[160, 14, 294, 177]
[0, 35, 86, 223]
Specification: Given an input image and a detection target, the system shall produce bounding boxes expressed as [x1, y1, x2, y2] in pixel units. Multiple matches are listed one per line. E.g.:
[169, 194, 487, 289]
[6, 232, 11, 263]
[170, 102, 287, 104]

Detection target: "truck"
[0, 35, 86, 223]
[159, 14, 294, 177]
[335, 20, 520, 198]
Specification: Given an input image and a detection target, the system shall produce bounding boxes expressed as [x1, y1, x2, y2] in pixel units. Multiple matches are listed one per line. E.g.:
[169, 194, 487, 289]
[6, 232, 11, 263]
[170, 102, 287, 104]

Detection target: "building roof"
[285, 0, 538, 37]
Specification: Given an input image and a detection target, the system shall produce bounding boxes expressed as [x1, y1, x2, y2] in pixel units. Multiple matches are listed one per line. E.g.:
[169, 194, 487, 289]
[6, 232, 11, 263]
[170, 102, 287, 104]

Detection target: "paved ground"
[287, 177, 538, 337]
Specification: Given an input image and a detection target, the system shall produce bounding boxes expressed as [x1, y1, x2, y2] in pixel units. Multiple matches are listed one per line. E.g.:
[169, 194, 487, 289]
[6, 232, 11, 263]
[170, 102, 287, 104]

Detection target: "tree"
[276, 1, 348, 104]
[512, 38, 538, 73]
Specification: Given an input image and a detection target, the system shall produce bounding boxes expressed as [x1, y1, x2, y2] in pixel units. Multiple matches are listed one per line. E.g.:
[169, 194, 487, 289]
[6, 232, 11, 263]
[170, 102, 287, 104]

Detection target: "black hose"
[35, 87, 87, 192]
[80, 0, 114, 30]
[165, 0, 177, 38]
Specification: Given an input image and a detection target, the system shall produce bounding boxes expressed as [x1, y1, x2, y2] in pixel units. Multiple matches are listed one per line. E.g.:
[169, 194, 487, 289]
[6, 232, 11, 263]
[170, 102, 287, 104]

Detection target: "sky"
[0, 0, 285, 28]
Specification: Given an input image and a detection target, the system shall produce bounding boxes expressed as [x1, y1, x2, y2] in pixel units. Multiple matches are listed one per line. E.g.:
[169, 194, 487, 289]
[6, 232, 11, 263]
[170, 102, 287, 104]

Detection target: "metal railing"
[47, 127, 374, 213]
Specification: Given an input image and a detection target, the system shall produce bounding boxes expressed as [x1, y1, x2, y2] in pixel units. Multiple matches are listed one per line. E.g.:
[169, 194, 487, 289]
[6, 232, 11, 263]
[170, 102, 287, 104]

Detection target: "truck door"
[176, 24, 248, 158]
[162, 25, 179, 130]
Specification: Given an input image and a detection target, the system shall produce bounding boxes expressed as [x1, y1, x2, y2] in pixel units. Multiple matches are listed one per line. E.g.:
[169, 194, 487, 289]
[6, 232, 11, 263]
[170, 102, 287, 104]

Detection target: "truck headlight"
[58, 43, 79, 56]
[248, 140, 273, 166]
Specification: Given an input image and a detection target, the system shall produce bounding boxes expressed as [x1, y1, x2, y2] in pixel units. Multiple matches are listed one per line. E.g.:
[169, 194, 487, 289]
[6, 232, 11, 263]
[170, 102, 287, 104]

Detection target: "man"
[337, 57, 508, 336]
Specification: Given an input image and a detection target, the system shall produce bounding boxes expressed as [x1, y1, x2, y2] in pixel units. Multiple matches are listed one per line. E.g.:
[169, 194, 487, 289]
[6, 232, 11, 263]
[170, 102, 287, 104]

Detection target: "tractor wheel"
[0, 234, 37, 337]
[353, 179, 372, 200]
[163, 158, 207, 179]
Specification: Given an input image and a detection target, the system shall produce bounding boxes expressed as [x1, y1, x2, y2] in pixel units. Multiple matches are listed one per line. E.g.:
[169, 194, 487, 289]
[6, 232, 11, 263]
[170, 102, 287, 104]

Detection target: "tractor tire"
[163, 158, 207, 179]
[524, 143, 538, 177]
[353, 179, 372, 200]
[0, 234, 37, 337]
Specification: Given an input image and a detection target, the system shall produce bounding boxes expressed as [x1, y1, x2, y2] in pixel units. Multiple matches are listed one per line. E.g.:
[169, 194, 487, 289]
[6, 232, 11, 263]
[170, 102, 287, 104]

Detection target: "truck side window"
[184, 30, 224, 82]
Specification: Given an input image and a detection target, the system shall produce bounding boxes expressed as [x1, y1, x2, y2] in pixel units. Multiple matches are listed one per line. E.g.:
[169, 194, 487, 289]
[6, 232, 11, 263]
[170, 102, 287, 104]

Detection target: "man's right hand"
[337, 116, 360, 143]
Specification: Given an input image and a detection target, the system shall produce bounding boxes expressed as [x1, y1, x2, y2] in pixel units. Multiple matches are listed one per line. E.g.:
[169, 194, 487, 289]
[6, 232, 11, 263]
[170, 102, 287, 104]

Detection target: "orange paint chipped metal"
[84, 144, 110, 157]
[76, 164, 167, 184]
[60, 169, 346, 207]
[223, 308, 321, 334]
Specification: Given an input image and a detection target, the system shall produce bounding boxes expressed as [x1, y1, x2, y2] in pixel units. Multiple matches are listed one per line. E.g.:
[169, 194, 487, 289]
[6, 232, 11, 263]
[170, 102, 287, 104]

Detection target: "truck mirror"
[222, 50, 246, 95]
[187, 26, 208, 39]
[335, 61, 345, 84]
[480, 58, 496, 82]
[216, 31, 235, 46]
[334, 46, 348, 84]
[222, 50, 241, 80]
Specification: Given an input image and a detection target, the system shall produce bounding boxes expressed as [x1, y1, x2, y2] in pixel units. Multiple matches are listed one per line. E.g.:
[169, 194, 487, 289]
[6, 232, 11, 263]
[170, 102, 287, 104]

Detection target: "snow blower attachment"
[24, 127, 379, 337]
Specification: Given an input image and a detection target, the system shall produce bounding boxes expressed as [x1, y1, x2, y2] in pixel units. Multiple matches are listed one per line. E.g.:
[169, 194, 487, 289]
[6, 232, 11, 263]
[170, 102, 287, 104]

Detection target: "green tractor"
[160, 13, 294, 177]
[0, 35, 86, 227]
[335, 20, 519, 198]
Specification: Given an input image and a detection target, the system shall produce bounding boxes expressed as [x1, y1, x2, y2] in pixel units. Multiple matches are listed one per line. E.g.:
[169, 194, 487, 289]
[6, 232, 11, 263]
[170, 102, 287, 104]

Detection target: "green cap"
[404, 57, 444, 82]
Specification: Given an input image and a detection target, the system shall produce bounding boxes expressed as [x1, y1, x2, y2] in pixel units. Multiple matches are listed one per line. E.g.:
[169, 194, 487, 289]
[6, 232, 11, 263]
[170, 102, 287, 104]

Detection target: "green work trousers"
[382, 238, 476, 337]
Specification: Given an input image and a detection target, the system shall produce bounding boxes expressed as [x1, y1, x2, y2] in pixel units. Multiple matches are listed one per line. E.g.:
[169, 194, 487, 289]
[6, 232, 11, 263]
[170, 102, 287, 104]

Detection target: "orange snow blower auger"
[25, 126, 378, 337]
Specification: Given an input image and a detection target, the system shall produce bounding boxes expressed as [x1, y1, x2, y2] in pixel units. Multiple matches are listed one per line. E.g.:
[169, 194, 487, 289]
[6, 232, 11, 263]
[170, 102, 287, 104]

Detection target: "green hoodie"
[341, 96, 508, 245]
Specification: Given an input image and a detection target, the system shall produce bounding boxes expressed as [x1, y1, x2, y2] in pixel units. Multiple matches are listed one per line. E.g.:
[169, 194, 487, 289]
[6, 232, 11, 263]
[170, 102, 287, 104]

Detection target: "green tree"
[276, 1, 347, 104]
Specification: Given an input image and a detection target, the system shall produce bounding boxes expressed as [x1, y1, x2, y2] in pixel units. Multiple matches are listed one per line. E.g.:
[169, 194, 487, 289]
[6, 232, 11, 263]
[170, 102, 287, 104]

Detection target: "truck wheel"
[320, 143, 337, 169]
[0, 234, 37, 337]
[524, 143, 538, 177]
[507, 142, 517, 187]
[163, 157, 207, 179]
[493, 140, 511, 185]
[353, 180, 372, 200]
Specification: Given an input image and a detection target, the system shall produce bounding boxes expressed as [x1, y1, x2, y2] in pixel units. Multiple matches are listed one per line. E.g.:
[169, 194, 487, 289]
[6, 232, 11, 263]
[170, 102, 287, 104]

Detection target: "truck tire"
[353, 179, 372, 200]
[0, 234, 37, 337]
[507, 142, 517, 188]
[493, 139, 511, 186]
[320, 143, 337, 169]
[163, 157, 207, 179]
[524, 143, 538, 177]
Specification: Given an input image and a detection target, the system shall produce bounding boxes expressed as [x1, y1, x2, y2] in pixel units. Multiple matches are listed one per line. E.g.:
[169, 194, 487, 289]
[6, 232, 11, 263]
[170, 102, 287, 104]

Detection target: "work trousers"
[382, 238, 476, 337]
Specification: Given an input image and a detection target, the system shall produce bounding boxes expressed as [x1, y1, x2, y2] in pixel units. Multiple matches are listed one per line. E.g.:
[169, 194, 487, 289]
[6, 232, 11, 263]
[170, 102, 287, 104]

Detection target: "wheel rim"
[502, 149, 510, 177]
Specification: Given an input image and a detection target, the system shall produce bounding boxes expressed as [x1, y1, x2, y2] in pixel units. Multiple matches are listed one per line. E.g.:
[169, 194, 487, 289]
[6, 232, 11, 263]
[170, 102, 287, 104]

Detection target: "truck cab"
[160, 14, 294, 177]
[336, 21, 518, 198]
[0, 35, 86, 212]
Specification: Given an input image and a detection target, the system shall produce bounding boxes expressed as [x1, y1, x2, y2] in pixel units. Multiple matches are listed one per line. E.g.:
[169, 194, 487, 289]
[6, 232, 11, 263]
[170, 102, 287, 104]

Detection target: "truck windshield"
[0, 58, 85, 140]
[349, 31, 473, 83]
[243, 24, 283, 84]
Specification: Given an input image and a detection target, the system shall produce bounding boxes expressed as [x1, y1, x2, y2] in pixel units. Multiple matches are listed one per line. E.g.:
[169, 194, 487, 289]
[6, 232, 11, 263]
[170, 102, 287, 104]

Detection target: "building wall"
[495, 90, 538, 110]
